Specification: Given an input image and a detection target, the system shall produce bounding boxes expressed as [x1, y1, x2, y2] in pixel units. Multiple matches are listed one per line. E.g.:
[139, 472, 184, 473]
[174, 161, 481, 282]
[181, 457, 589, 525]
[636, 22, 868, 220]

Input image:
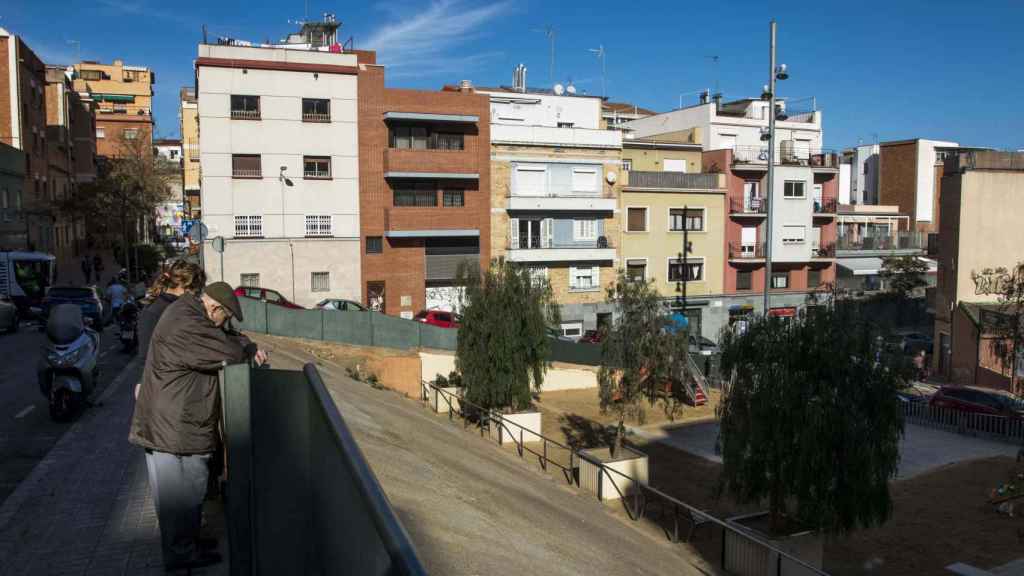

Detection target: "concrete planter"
[489, 411, 542, 445]
[429, 386, 461, 414]
[578, 446, 648, 501]
[724, 512, 823, 576]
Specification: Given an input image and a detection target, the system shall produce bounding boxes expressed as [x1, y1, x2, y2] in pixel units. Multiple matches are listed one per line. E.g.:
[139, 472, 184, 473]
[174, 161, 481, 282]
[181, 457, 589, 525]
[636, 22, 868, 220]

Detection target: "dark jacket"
[129, 294, 254, 455]
[138, 293, 177, 361]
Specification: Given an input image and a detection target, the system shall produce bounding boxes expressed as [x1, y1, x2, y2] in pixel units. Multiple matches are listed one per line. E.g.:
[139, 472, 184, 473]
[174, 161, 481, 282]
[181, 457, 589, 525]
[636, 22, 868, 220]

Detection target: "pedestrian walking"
[129, 282, 266, 572]
[81, 255, 92, 285]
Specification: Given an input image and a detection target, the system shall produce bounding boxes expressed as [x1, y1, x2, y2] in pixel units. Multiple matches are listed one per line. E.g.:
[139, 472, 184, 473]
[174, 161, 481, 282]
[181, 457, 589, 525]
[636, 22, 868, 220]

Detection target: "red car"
[579, 329, 604, 344]
[413, 309, 459, 329]
[234, 287, 304, 309]
[929, 385, 1024, 417]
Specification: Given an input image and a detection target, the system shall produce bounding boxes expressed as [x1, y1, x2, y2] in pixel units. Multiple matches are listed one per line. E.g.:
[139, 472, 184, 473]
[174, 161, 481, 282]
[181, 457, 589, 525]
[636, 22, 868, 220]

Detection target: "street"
[0, 320, 136, 505]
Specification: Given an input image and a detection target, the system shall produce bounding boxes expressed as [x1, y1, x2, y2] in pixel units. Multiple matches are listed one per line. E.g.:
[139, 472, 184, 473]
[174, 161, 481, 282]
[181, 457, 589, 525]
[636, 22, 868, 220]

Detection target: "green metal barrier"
[267, 305, 324, 340]
[220, 363, 426, 576]
[323, 309, 375, 346]
[419, 322, 457, 350]
[548, 338, 602, 366]
[237, 297, 268, 334]
[371, 313, 421, 350]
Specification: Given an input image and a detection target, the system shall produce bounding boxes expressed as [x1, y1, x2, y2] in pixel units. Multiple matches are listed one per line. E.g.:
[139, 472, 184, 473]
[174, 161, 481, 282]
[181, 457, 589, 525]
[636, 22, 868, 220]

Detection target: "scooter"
[118, 299, 140, 353]
[38, 303, 99, 422]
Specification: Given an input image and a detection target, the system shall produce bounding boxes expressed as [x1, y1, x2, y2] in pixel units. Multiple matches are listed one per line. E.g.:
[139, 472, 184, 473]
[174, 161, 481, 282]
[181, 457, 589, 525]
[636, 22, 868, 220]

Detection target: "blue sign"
[666, 312, 689, 334]
[181, 220, 195, 235]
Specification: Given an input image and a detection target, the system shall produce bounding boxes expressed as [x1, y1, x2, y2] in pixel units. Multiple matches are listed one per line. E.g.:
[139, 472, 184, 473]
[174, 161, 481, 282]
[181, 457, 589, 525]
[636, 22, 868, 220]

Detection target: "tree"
[598, 272, 690, 456]
[880, 255, 928, 299]
[455, 261, 560, 413]
[979, 264, 1024, 396]
[717, 302, 906, 535]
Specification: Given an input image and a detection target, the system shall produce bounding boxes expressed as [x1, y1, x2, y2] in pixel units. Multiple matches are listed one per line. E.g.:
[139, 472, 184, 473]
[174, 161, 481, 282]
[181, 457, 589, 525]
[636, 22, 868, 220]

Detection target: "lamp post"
[763, 20, 788, 316]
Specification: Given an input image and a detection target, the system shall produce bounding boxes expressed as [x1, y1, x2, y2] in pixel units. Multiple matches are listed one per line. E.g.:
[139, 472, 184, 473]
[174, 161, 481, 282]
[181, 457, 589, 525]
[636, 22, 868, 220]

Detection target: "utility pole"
[764, 20, 778, 316]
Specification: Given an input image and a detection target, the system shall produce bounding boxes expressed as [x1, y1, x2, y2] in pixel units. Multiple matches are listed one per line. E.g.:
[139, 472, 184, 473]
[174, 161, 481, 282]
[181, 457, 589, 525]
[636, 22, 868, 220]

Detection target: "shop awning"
[768, 307, 797, 318]
[92, 93, 136, 103]
[838, 257, 884, 276]
[383, 112, 479, 123]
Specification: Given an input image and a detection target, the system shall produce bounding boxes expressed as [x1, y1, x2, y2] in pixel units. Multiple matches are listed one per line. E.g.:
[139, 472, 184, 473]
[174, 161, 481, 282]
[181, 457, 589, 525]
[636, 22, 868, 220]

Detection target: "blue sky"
[3, 0, 1022, 150]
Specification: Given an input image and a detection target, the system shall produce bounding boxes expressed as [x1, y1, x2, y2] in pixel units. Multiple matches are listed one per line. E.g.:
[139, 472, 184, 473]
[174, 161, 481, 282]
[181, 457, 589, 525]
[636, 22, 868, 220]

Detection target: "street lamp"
[763, 20, 789, 317]
[279, 166, 293, 238]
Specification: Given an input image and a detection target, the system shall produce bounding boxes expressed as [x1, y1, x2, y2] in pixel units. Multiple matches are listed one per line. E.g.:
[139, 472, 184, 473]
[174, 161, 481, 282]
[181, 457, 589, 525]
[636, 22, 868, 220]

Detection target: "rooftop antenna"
[532, 25, 556, 85]
[67, 40, 81, 62]
[705, 55, 720, 95]
[587, 44, 606, 98]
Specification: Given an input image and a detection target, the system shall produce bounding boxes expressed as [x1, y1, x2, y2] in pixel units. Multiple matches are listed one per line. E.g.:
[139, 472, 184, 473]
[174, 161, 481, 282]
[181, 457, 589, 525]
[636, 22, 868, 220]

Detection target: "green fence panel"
[322, 310, 374, 347]
[267, 306, 324, 341]
[548, 339, 602, 366]
[418, 323, 457, 351]
[237, 297, 268, 334]
[370, 312, 421, 350]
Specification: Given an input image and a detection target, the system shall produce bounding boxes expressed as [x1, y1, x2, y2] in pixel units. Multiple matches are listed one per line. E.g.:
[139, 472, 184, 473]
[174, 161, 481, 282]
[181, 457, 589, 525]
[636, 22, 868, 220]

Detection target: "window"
[305, 215, 332, 237]
[311, 272, 330, 292]
[570, 266, 600, 291]
[808, 269, 822, 289]
[626, 259, 646, 282]
[366, 236, 383, 254]
[123, 128, 138, 140]
[528, 266, 548, 287]
[663, 159, 687, 172]
[784, 180, 805, 198]
[557, 121, 574, 128]
[670, 208, 704, 232]
[96, 127, 105, 139]
[512, 218, 549, 249]
[80, 70, 102, 81]
[668, 258, 704, 282]
[240, 274, 260, 288]
[627, 207, 648, 232]
[772, 271, 789, 289]
[234, 215, 262, 238]
[737, 271, 752, 290]
[230, 95, 260, 120]
[781, 225, 806, 244]
[302, 98, 330, 122]
[560, 322, 583, 338]
[232, 154, 262, 178]
[571, 167, 599, 193]
[442, 189, 464, 207]
[303, 156, 331, 179]
[513, 165, 547, 195]
[573, 219, 597, 241]
[622, 159, 632, 171]
[389, 126, 465, 151]
[394, 183, 436, 207]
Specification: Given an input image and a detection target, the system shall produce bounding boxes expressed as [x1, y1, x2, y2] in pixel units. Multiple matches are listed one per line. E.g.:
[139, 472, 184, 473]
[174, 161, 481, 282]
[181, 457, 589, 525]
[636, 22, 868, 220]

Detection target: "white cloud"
[364, 0, 511, 77]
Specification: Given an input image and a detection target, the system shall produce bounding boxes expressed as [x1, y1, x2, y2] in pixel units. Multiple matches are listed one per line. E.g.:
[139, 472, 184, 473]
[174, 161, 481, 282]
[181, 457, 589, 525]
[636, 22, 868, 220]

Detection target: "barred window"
[305, 215, 332, 237]
[240, 273, 260, 287]
[232, 155, 262, 178]
[230, 95, 260, 120]
[311, 272, 330, 292]
[303, 156, 331, 179]
[302, 98, 330, 122]
[668, 258, 704, 282]
[366, 236, 383, 254]
[394, 183, 437, 207]
[442, 189, 464, 207]
[670, 208, 704, 232]
[234, 215, 262, 237]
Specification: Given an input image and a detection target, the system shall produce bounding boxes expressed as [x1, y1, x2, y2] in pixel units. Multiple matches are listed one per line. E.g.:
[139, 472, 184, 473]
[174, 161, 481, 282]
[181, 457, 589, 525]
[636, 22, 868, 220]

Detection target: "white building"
[196, 42, 361, 306]
[154, 139, 182, 163]
[840, 143, 880, 205]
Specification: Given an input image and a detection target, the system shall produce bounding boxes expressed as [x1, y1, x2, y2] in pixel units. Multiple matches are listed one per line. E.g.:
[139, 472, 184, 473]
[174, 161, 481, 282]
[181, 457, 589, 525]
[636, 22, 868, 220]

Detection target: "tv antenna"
[67, 40, 81, 62]
[705, 55, 720, 95]
[588, 44, 606, 98]
[532, 25, 556, 85]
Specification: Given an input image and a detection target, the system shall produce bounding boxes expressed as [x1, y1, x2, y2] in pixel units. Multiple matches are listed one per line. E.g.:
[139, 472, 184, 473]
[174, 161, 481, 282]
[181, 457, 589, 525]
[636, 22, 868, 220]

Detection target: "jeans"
[144, 450, 212, 567]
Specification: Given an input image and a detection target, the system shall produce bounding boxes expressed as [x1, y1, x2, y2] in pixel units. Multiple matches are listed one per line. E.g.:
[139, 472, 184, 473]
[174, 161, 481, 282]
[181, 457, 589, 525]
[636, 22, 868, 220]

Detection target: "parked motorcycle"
[118, 299, 140, 353]
[38, 303, 99, 421]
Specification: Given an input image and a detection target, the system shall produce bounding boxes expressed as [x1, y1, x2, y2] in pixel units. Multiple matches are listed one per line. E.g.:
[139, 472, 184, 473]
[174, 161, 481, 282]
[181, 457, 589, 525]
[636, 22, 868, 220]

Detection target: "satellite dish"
[606, 171, 618, 184]
[553, 83, 564, 95]
[566, 84, 577, 95]
[211, 236, 225, 253]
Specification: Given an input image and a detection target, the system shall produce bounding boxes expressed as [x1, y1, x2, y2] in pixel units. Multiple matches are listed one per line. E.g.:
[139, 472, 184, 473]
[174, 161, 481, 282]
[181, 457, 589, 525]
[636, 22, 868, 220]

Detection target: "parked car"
[234, 287, 304, 309]
[579, 329, 604, 344]
[0, 294, 18, 333]
[41, 286, 103, 329]
[413, 309, 459, 329]
[316, 298, 368, 312]
[929, 385, 1024, 417]
[898, 331, 933, 355]
[688, 335, 720, 356]
[546, 327, 575, 342]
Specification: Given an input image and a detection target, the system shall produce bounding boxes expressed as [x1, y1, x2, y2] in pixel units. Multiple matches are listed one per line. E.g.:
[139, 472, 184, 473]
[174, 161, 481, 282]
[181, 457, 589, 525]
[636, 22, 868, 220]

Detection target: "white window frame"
[305, 214, 332, 237]
[781, 225, 806, 244]
[625, 258, 648, 282]
[622, 159, 632, 171]
[234, 215, 263, 238]
[571, 166, 600, 194]
[311, 271, 330, 292]
[528, 266, 549, 287]
[569, 265, 601, 292]
[573, 219, 598, 241]
[772, 271, 790, 289]
[123, 128, 139, 140]
[663, 158, 687, 173]
[783, 180, 806, 198]
[510, 217, 552, 249]
[240, 273, 260, 287]
[667, 256, 704, 283]
[625, 205, 649, 233]
[668, 206, 706, 233]
[560, 321, 584, 338]
[96, 127, 105, 139]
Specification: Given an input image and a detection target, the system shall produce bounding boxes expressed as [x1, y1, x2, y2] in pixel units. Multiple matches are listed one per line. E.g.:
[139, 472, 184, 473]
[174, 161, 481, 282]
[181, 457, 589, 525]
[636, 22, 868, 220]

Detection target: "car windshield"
[47, 287, 93, 299]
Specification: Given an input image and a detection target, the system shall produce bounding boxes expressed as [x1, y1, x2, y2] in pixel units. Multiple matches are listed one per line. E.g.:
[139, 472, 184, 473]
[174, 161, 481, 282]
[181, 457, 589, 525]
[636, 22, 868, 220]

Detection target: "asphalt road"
[0, 320, 136, 505]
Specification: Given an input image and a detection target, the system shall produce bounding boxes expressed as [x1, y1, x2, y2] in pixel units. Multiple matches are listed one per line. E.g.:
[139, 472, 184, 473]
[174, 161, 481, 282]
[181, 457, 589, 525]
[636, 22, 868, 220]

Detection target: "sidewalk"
[0, 359, 227, 576]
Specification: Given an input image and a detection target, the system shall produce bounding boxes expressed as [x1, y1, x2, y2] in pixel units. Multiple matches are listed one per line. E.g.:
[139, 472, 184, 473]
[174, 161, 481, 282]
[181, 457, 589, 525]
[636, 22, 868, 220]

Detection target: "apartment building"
[620, 136, 727, 336]
[72, 59, 154, 159]
[195, 41, 363, 306]
[357, 69, 490, 317]
[180, 87, 201, 219]
[0, 143, 24, 240]
[933, 150, 1024, 389]
[877, 138, 958, 233]
[602, 101, 656, 131]
[839, 143, 879, 205]
[0, 29, 50, 254]
[835, 203, 929, 293]
[481, 70, 621, 336]
[627, 96, 838, 322]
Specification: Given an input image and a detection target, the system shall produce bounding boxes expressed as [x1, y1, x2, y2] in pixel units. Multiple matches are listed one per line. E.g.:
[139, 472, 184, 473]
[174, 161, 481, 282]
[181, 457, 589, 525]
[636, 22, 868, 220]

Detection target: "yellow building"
[619, 136, 726, 336]
[72, 59, 154, 158]
[179, 87, 200, 219]
[622, 130, 703, 172]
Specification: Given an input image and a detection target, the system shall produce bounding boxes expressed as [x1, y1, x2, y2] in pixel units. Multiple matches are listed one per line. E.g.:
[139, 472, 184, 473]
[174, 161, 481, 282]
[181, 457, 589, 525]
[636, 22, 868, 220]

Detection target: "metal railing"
[419, 378, 829, 576]
[902, 401, 1024, 443]
[302, 112, 331, 122]
[303, 170, 330, 179]
[836, 232, 926, 252]
[730, 197, 767, 215]
[813, 198, 837, 214]
[729, 242, 766, 260]
[811, 242, 835, 258]
[626, 171, 722, 190]
[508, 236, 614, 250]
[730, 146, 838, 169]
[231, 109, 261, 120]
[232, 168, 262, 178]
[221, 363, 427, 575]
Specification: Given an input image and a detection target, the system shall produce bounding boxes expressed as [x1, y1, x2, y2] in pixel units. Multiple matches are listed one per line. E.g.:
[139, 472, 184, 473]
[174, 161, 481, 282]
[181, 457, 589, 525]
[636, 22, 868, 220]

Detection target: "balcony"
[729, 145, 839, 171]
[507, 191, 616, 212]
[506, 236, 615, 263]
[231, 109, 261, 120]
[624, 171, 724, 190]
[813, 198, 837, 216]
[383, 148, 478, 180]
[729, 196, 767, 217]
[302, 112, 331, 122]
[383, 208, 481, 238]
[729, 242, 766, 262]
[811, 242, 836, 259]
[490, 124, 622, 149]
[837, 232, 927, 255]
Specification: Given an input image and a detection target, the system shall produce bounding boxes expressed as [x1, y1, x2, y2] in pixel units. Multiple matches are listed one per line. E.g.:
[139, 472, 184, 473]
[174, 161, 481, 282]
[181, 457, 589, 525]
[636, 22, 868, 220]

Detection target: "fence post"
[672, 503, 679, 543]
[519, 427, 524, 458]
[542, 440, 547, 472]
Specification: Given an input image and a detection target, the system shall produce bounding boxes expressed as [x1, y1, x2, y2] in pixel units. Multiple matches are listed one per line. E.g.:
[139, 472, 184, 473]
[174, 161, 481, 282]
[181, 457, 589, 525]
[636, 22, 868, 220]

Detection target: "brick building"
[179, 87, 201, 219]
[72, 59, 154, 159]
[357, 66, 490, 317]
[877, 138, 958, 234]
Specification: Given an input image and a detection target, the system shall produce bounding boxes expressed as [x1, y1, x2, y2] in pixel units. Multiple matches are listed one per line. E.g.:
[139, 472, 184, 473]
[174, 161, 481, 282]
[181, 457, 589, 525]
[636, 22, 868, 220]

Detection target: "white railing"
[304, 170, 330, 179]
[234, 215, 263, 238]
[231, 109, 260, 120]
[903, 401, 1024, 443]
[305, 215, 332, 237]
[232, 168, 262, 178]
[491, 124, 622, 149]
[302, 112, 331, 122]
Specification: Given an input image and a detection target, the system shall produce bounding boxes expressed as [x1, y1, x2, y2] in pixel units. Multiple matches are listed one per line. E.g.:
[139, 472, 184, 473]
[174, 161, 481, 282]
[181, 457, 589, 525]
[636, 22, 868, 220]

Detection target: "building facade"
[877, 138, 958, 233]
[602, 101, 656, 131]
[933, 150, 1024, 389]
[196, 42, 362, 306]
[482, 81, 621, 336]
[357, 66, 490, 317]
[839, 143, 879, 205]
[180, 87, 201, 219]
[72, 59, 154, 159]
[834, 203, 929, 293]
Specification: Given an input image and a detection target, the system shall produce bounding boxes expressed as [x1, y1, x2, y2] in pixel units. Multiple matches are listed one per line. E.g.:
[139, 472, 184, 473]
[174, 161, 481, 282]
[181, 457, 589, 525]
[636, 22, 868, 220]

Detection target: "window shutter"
[592, 266, 600, 288]
[542, 218, 553, 248]
[569, 266, 578, 289]
[510, 218, 519, 247]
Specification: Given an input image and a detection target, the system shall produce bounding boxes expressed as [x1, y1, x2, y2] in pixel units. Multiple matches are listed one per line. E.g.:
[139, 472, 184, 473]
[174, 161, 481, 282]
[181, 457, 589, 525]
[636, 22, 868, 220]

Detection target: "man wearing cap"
[129, 282, 266, 572]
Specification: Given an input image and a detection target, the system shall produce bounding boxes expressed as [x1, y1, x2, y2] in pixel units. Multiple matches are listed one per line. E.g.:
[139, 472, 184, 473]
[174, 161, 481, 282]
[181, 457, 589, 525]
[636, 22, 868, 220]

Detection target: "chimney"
[459, 79, 473, 93]
[114, 59, 124, 66]
[712, 92, 723, 111]
[699, 90, 710, 105]
[513, 63, 527, 93]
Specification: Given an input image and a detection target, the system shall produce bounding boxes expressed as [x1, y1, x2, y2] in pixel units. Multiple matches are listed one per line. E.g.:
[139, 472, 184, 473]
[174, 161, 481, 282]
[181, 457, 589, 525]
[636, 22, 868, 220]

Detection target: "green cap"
[204, 281, 244, 322]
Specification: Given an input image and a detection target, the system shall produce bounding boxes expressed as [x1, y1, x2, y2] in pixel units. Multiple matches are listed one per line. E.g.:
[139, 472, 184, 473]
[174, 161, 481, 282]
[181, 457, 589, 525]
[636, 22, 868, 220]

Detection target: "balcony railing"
[302, 112, 331, 122]
[509, 236, 614, 251]
[304, 170, 330, 179]
[813, 198, 837, 214]
[837, 232, 927, 252]
[508, 189, 614, 199]
[729, 196, 766, 215]
[231, 109, 261, 120]
[626, 171, 722, 190]
[811, 242, 836, 258]
[232, 168, 262, 178]
[729, 145, 839, 169]
[728, 242, 765, 260]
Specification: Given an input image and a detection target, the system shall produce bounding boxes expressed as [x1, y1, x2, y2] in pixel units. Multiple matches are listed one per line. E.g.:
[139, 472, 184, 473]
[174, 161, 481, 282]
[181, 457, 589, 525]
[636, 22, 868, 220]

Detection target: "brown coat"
[129, 293, 252, 455]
